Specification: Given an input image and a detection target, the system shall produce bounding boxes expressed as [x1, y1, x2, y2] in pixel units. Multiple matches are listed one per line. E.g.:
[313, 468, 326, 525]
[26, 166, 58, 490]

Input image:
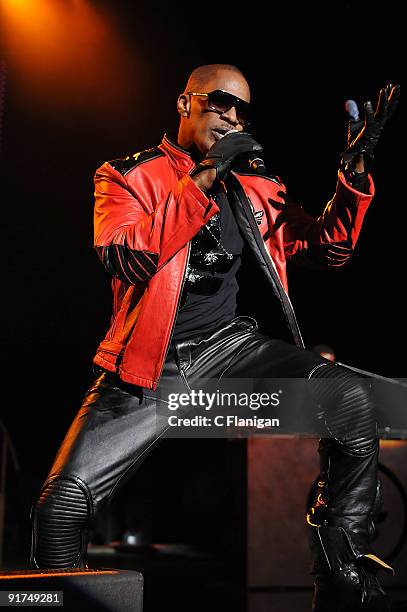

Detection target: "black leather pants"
[30, 316, 378, 569]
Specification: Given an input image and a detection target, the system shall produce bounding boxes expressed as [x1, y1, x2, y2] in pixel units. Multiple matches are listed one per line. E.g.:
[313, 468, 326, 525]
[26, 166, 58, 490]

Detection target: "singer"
[30, 64, 399, 611]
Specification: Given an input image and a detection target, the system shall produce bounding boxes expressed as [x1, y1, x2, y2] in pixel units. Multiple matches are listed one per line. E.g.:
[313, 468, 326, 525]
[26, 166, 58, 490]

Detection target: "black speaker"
[0, 568, 143, 611]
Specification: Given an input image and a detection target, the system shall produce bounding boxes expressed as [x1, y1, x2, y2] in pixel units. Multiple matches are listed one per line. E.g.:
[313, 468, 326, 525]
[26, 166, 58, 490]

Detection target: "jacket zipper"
[156, 240, 191, 382]
[230, 175, 304, 348]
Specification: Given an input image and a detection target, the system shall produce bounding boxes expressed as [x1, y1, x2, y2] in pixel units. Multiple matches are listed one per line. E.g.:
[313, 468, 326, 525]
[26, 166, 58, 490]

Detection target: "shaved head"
[177, 63, 251, 156]
[184, 64, 249, 96]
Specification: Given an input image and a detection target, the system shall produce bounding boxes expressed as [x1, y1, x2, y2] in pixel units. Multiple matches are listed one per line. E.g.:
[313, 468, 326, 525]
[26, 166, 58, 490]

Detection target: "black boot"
[306, 441, 393, 611]
[309, 524, 393, 612]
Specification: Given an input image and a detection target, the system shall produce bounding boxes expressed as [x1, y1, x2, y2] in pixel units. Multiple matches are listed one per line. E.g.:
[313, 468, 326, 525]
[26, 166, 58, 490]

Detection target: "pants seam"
[216, 335, 256, 382]
[308, 362, 331, 379]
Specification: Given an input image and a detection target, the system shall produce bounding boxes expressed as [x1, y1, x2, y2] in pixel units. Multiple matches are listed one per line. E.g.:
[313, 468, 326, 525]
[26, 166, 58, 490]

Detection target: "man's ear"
[177, 93, 190, 118]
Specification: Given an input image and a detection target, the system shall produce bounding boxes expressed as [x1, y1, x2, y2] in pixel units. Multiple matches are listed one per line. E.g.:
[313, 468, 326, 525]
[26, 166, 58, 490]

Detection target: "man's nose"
[220, 105, 240, 126]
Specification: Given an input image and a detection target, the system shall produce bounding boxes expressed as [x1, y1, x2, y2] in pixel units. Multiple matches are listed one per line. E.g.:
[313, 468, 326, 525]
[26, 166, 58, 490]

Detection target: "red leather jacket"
[93, 135, 374, 390]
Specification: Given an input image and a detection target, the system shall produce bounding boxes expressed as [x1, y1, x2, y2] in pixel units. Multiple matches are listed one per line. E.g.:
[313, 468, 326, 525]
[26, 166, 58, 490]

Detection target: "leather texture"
[31, 478, 90, 569]
[306, 366, 393, 610]
[189, 130, 263, 181]
[310, 525, 392, 611]
[309, 365, 376, 454]
[93, 134, 375, 390]
[31, 316, 383, 572]
[341, 83, 400, 168]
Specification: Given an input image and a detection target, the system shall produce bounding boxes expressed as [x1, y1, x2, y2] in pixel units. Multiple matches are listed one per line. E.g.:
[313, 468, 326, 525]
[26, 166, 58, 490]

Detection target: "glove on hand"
[341, 82, 400, 167]
[190, 131, 263, 182]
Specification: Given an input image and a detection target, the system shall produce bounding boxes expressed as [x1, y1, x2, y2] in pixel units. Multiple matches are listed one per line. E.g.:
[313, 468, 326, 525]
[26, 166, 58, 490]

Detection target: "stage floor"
[2, 543, 407, 612]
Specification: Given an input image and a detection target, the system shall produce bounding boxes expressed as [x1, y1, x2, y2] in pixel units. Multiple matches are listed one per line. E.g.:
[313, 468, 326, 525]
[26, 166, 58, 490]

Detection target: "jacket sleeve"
[278, 171, 375, 269]
[94, 162, 218, 284]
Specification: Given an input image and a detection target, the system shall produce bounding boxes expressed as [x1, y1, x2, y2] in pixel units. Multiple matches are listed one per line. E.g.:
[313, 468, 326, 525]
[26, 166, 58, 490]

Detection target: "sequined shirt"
[173, 190, 244, 340]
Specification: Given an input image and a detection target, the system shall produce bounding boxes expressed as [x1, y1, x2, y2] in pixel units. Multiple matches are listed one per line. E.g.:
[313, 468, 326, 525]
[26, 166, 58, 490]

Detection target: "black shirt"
[173, 191, 244, 340]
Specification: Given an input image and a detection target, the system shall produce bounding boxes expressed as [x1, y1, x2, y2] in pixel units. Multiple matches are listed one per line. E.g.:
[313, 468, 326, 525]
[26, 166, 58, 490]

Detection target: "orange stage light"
[0, 0, 135, 114]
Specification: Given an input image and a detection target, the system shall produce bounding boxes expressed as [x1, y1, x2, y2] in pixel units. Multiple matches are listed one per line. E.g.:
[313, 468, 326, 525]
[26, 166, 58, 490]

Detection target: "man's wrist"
[353, 154, 365, 173]
[191, 168, 217, 193]
[343, 167, 370, 192]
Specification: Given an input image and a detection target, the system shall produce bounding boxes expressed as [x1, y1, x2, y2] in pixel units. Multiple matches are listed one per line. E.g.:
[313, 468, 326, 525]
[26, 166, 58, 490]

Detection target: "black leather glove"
[341, 82, 400, 168]
[190, 131, 263, 182]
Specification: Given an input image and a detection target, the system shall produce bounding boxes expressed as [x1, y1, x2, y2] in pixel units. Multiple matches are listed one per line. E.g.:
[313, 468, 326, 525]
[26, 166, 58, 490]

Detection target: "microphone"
[224, 129, 267, 175]
[344, 99, 363, 147]
[345, 99, 360, 121]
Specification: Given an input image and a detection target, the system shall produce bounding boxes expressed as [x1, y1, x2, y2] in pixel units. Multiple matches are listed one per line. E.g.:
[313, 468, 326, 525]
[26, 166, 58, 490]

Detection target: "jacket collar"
[159, 134, 195, 173]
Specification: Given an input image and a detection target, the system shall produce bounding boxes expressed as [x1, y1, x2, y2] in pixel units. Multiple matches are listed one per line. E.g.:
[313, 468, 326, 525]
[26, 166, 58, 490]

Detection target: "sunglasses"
[187, 89, 251, 127]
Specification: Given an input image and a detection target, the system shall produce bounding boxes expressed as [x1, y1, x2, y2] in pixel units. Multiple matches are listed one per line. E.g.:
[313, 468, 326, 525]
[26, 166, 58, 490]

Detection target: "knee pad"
[309, 364, 377, 454]
[31, 476, 91, 569]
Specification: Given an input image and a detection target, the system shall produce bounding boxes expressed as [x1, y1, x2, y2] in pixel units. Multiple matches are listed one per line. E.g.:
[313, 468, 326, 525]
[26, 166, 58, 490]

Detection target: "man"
[30, 64, 399, 611]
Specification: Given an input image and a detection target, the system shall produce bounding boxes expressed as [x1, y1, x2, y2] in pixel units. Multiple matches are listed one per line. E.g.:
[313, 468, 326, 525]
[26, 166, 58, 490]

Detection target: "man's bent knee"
[308, 363, 377, 454]
[30, 476, 92, 569]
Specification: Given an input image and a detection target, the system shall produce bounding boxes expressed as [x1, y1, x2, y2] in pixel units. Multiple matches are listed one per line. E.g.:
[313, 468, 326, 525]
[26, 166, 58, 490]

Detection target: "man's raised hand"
[341, 82, 400, 168]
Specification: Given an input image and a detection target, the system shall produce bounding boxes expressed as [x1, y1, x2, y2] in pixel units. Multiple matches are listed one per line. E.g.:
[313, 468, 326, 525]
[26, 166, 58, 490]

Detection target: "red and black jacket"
[93, 135, 374, 389]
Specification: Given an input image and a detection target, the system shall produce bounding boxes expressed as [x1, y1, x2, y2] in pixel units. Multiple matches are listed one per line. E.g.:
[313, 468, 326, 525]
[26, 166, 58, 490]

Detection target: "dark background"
[0, 0, 404, 560]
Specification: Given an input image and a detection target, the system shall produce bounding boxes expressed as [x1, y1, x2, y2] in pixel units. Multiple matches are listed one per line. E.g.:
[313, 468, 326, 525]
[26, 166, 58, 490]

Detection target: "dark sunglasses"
[187, 89, 251, 126]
